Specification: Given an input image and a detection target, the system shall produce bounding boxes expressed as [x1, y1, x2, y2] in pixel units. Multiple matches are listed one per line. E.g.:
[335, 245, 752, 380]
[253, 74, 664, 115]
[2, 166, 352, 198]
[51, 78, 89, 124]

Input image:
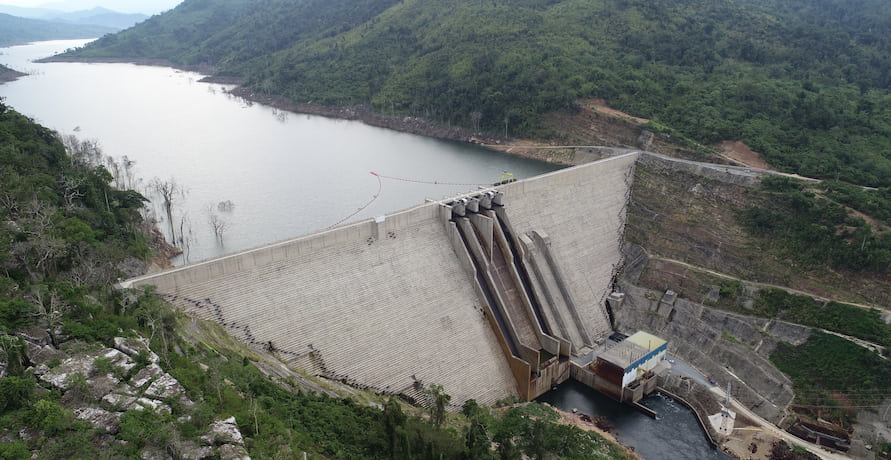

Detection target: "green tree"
[464, 417, 492, 459]
[383, 397, 406, 459]
[28, 399, 70, 435]
[0, 376, 35, 413]
[423, 383, 451, 428]
[0, 440, 29, 460]
[0, 334, 28, 377]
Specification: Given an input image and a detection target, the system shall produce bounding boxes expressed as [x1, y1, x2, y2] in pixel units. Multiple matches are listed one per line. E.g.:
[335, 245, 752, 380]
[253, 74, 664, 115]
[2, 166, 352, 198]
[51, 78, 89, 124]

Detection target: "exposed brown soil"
[588, 98, 651, 124]
[718, 141, 773, 170]
[538, 99, 715, 161]
[723, 430, 778, 460]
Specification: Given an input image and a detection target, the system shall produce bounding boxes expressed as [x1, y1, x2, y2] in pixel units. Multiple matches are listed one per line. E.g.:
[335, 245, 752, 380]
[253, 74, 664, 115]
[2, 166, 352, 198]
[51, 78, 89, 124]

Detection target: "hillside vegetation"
[64, 0, 891, 186]
[0, 13, 116, 47]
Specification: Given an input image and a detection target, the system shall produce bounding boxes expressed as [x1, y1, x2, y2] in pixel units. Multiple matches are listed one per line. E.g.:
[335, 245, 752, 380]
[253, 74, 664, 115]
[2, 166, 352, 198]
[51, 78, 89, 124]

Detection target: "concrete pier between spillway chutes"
[118, 152, 640, 407]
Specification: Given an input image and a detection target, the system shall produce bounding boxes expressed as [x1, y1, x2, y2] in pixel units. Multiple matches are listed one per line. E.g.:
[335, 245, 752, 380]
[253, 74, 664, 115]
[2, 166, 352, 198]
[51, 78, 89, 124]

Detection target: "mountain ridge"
[60, 0, 891, 186]
[0, 13, 117, 46]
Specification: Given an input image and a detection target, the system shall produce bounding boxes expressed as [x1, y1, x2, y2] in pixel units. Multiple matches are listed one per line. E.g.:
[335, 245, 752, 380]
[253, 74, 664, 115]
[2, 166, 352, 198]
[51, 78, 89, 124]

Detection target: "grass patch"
[721, 332, 741, 344]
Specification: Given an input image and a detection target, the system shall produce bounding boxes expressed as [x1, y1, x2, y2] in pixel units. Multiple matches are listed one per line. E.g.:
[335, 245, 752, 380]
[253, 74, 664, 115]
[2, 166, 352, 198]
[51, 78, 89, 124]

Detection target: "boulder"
[97, 348, 137, 376]
[205, 417, 245, 446]
[39, 348, 135, 390]
[74, 407, 122, 434]
[18, 326, 51, 347]
[144, 373, 186, 400]
[27, 343, 66, 367]
[140, 446, 171, 460]
[179, 441, 214, 460]
[132, 364, 165, 389]
[113, 337, 160, 364]
[217, 444, 251, 460]
[133, 397, 171, 414]
[102, 392, 137, 411]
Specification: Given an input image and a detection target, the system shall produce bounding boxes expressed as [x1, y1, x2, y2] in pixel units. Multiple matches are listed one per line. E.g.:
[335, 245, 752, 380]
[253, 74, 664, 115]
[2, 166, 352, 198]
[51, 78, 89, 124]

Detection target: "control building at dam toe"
[121, 152, 657, 406]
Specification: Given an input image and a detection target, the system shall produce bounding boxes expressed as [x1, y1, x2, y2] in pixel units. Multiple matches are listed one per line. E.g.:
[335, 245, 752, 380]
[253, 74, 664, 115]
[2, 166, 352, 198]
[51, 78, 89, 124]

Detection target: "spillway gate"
[442, 190, 601, 400]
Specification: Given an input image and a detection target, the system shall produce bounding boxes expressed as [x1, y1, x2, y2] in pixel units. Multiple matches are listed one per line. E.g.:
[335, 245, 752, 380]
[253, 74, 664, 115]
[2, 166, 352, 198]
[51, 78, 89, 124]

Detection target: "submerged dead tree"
[208, 208, 229, 245]
[149, 177, 184, 246]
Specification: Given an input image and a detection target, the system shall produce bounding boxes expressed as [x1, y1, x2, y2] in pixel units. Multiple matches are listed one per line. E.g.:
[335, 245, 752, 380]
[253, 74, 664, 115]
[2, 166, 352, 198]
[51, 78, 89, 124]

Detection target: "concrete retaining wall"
[613, 282, 804, 422]
[637, 152, 762, 187]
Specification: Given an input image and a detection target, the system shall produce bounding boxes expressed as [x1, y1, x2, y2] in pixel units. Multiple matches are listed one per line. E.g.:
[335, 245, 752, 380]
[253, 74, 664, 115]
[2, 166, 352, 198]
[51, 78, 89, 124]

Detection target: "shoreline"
[549, 406, 644, 460]
[226, 87, 533, 156]
[38, 55, 582, 166]
[38, 55, 219, 76]
[0, 69, 27, 83]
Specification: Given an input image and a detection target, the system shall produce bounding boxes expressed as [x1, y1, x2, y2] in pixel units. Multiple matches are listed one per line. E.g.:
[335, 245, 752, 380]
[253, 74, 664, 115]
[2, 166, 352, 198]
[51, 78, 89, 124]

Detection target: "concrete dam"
[122, 153, 637, 406]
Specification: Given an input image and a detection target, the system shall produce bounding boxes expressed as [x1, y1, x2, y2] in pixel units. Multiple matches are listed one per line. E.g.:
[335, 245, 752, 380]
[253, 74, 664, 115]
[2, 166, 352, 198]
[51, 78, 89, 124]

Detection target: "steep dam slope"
[121, 153, 638, 406]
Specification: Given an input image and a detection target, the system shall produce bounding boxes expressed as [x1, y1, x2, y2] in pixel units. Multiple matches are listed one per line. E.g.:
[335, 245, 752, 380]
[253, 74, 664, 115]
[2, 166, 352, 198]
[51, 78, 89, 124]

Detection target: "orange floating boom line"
[372, 171, 489, 187]
[328, 171, 383, 229]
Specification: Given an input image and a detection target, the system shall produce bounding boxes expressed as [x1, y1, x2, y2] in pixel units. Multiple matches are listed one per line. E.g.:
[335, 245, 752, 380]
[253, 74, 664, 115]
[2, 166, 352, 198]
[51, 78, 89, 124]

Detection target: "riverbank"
[38, 55, 219, 77]
[37, 56, 658, 167]
[657, 371, 856, 460]
[227, 87, 521, 151]
[41, 56, 511, 146]
[548, 405, 644, 460]
[659, 375, 773, 460]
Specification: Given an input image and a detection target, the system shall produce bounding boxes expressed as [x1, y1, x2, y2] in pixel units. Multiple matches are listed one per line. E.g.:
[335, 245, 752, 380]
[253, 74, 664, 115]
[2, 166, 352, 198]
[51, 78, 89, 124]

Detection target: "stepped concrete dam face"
[121, 153, 638, 407]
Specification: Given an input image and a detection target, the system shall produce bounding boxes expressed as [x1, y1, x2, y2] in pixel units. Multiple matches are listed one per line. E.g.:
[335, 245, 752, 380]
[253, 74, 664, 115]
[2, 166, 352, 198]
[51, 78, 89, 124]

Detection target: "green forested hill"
[65, 0, 891, 186]
[0, 13, 116, 47]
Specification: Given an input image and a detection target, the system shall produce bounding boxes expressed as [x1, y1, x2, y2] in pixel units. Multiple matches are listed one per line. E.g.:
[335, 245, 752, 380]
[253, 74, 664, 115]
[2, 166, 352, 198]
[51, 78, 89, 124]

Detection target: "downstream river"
[0, 39, 559, 264]
[540, 380, 733, 460]
[1, 40, 726, 459]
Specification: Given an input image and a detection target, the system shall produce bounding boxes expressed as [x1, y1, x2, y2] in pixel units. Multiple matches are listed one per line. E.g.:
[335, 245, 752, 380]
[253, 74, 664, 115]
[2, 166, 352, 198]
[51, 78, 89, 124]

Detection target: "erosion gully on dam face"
[539, 380, 732, 460]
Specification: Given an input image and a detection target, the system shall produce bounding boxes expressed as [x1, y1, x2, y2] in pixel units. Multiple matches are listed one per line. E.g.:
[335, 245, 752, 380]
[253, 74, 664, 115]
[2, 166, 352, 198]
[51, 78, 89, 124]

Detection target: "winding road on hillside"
[708, 384, 852, 460]
[490, 143, 880, 191]
[649, 254, 889, 315]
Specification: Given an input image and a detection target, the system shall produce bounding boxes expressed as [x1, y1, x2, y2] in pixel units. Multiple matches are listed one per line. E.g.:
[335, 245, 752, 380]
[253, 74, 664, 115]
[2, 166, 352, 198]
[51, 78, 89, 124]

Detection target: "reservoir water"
[1, 40, 726, 459]
[0, 39, 560, 264]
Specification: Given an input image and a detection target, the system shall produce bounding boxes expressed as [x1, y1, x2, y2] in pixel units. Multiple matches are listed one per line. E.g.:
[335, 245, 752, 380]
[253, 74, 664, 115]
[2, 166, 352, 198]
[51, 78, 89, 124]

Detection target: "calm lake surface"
[0, 39, 560, 264]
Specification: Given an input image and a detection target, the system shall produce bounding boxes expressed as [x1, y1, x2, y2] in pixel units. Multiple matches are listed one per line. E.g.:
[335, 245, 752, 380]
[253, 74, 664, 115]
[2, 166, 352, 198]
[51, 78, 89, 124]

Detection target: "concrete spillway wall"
[499, 153, 636, 341]
[122, 153, 639, 406]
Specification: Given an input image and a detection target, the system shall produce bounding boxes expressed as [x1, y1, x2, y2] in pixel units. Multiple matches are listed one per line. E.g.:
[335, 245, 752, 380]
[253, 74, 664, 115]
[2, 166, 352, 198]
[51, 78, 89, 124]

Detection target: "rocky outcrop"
[74, 407, 122, 434]
[113, 337, 160, 364]
[26, 336, 251, 459]
[201, 417, 250, 459]
[613, 282, 810, 422]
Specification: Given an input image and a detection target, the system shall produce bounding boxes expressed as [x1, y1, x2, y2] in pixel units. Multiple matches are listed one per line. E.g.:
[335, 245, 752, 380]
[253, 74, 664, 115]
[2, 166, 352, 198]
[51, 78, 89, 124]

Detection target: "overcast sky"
[0, 0, 183, 14]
